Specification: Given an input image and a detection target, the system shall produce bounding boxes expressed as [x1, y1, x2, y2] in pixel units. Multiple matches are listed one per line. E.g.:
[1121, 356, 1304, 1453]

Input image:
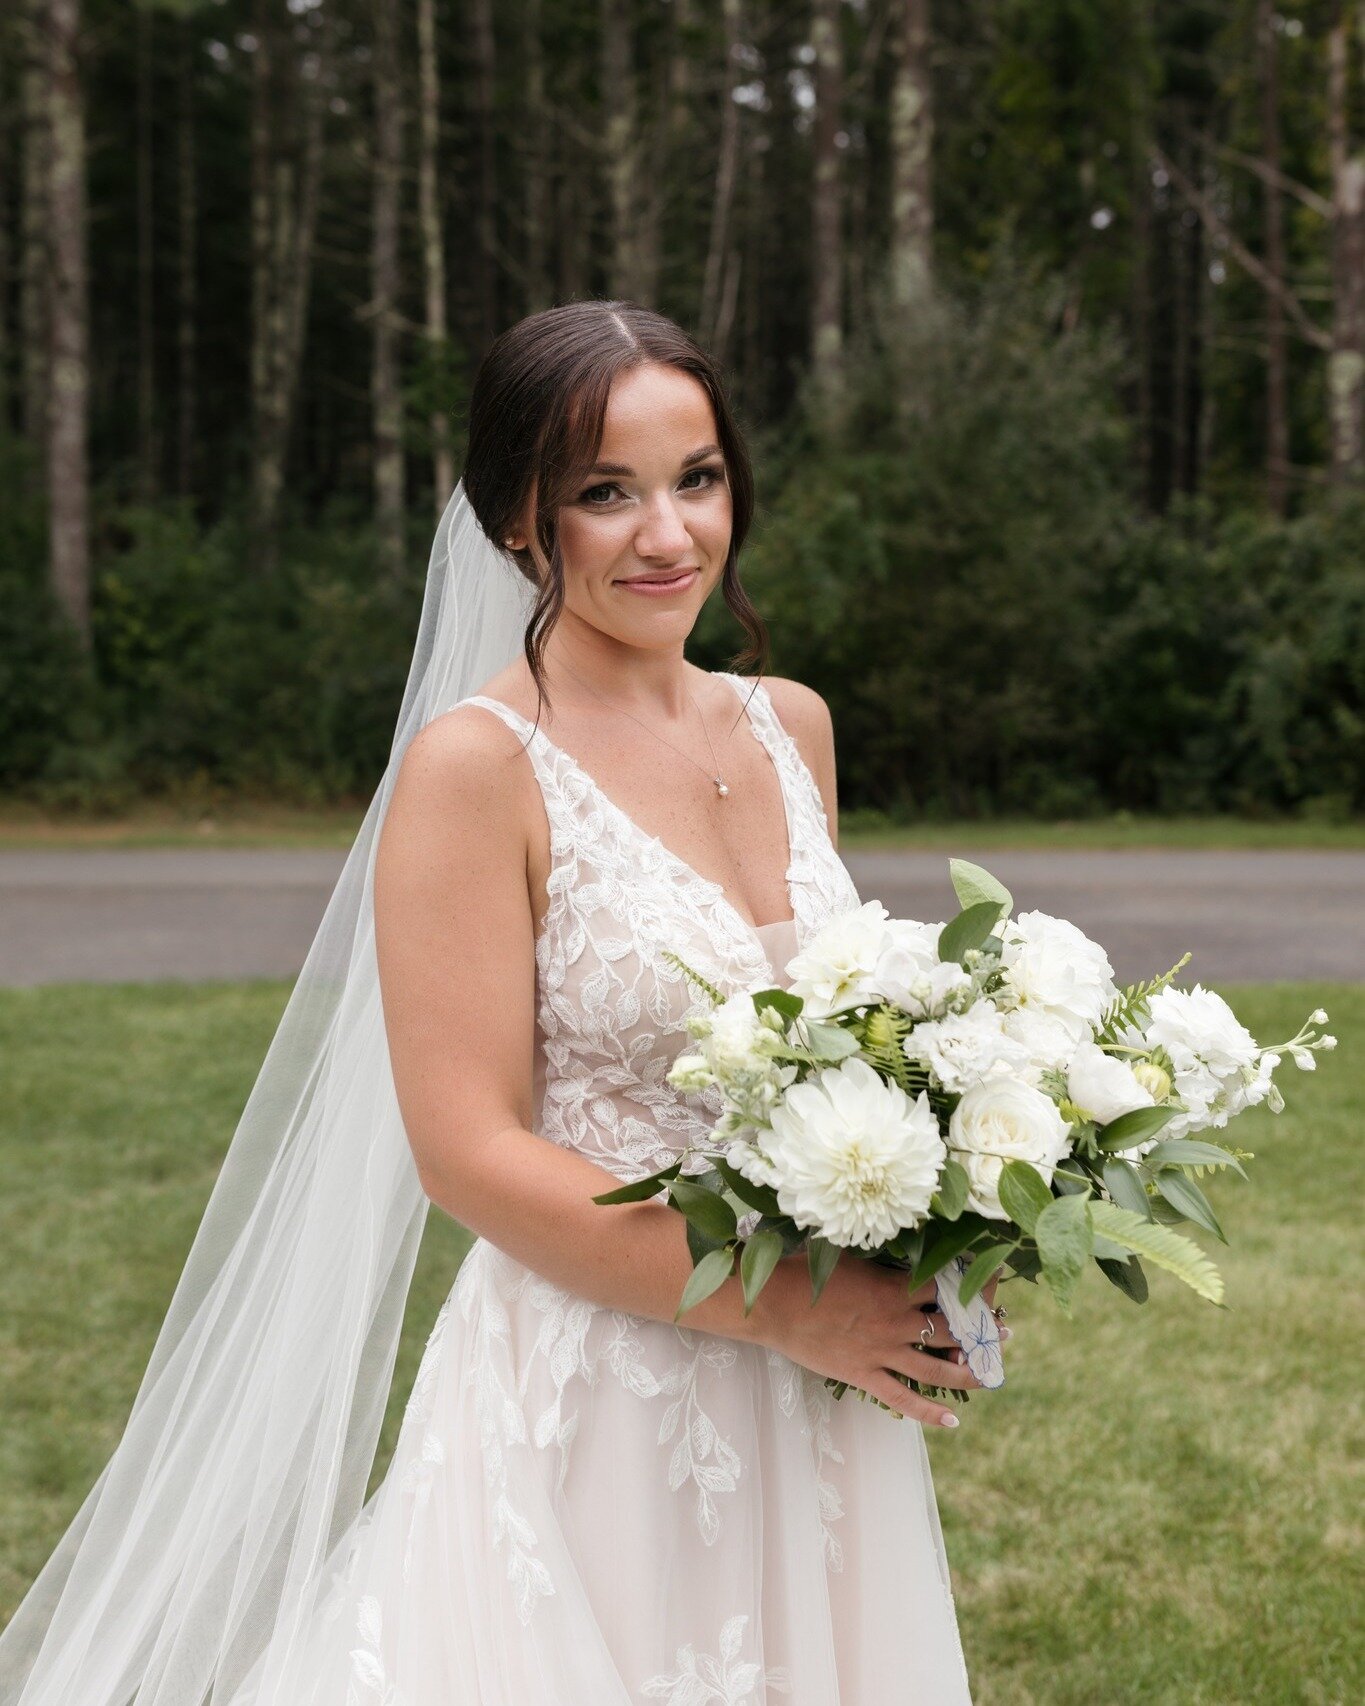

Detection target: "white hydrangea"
[902, 1000, 1035, 1094]
[947, 1075, 1074, 1221]
[997, 910, 1119, 1041]
[754, 1055, 947, 1248]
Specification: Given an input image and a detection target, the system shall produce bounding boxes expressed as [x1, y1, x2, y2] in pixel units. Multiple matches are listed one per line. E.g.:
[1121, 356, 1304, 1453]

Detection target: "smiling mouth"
[617, 566, 702, 593]
[617, 567, 700, 587]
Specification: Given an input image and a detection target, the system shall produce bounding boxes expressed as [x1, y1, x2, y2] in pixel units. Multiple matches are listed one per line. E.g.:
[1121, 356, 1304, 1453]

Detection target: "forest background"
[5, 0, 1365, 825]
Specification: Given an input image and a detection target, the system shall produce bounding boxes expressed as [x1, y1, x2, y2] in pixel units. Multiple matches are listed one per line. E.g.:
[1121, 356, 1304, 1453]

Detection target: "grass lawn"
[3, 798, 1365, 851]
[1, 980, 1360, 1702]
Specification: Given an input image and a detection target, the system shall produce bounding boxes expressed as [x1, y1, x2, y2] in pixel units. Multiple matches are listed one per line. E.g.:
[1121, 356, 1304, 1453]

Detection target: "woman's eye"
[580, 482, 620, 506]
[681, 465, 723, 491]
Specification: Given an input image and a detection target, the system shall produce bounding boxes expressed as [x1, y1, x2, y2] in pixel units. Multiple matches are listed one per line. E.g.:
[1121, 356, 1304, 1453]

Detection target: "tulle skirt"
[231, 1239, 972, 1704]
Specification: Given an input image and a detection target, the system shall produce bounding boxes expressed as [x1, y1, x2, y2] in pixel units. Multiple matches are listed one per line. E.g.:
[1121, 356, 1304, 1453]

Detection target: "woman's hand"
[747, 1254, 1007, 1430]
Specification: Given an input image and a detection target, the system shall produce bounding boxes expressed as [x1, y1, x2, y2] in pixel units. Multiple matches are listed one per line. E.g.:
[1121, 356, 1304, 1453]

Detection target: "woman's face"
[514, 361, 734, 650]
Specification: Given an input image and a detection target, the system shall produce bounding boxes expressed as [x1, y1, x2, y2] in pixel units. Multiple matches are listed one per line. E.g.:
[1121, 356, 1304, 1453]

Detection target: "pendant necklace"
[560, 664, 732, 798]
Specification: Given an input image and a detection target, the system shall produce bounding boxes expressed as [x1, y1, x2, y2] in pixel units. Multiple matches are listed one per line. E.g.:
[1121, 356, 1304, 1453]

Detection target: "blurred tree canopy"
[3, 0, 1364, 817]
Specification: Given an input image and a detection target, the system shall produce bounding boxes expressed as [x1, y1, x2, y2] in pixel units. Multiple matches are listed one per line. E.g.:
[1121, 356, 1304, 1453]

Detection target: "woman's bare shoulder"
[381, 701, 538, 865]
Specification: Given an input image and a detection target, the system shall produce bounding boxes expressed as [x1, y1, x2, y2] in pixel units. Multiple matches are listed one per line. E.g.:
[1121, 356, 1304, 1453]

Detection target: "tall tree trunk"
[19, 0, 49, 446]
[250, 5, 325, 558]
[601, 0, 642, 300]
[1327, 2, 1365, 489]
[810, 0, 844, 389]
[1258, 0, 1288, 514]
[47, 0, 89, 646]
[888, 0, 933, 308]
[249, 0, 278, 543]
[0, 25, 12, 429]
[699, 0, 741, 351]
[176, 8, 197, 500]
[372, 0, 405, 578]
[136, 0, 156, 500]
[472, 0, 497, 353]
[416, 0, 453, 508]
[523, 0, 552, 312]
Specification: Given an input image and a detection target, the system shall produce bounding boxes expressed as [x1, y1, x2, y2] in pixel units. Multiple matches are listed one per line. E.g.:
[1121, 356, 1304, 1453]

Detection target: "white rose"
[947, 1076, 1073, 1220]
[1066, 1039, 1156, 1126]
[786, 899, 893, 1018]
[998, 910, 1119, 1040]
[903, 1001, 1034, 1095]
[761, 1056, 947, 1248]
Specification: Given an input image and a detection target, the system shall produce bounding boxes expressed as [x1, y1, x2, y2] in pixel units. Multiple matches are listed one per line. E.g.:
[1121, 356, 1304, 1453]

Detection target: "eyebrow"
[586, 444, 724, 477]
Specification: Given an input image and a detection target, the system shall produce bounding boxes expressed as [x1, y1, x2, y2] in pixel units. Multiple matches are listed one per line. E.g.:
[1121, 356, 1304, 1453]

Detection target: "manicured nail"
[999, 1325, 1013, 1340]
[940, 1411, 960, 1428]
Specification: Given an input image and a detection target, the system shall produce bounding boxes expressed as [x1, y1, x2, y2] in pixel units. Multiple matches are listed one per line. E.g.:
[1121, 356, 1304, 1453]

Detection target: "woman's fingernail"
[940, 1411, 960, 1428]
[999, 1325, 1013, 1340]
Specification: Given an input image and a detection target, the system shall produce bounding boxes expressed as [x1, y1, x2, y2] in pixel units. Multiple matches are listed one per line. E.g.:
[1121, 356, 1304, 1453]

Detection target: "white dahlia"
[760, 1055, 947, 1248]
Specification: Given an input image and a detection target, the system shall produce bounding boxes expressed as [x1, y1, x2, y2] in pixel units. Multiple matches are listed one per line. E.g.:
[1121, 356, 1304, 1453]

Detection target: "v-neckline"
[464, 672, 799, 953]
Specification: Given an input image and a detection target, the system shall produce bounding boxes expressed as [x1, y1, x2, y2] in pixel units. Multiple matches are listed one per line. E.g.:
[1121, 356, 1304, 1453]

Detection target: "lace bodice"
[458, 673, 862, 1184]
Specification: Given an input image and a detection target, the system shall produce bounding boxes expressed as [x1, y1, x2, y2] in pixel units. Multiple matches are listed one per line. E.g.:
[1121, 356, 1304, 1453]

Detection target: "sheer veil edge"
[0, 483, 538, 1706]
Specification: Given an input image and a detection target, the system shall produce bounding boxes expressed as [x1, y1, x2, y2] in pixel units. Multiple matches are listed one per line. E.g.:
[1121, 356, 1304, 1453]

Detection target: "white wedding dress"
[233, 672, 972, 1705]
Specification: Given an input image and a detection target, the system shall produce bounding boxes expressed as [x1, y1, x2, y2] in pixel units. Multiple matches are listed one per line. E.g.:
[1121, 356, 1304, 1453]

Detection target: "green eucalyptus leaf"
[807, 1235, 842, 1303]
[801, 1021, 861, 1061]
[1034, 1193, 1094, 1312]
[930, 1158, 971, 1222]
[591, 1160, 682, 1204]
[909, 1218, 988, 1290]
[1097, 1253, 1149, 1304]
[709, 1156, 783, 1218]
[938, 901, 1007, 967]
[1154, 1169, 1226, 1242]
[997, 1160, 1053, 1234]
[949, 858, 1013, 917]
[675, 1247, 736, 1321]
[958, 1241, 1017, 1306]
[752, 988, 803, 1021]
[1143, 1138, 1248, 1180]
[1102, 1157, 1154, 1220]
[1095, 1104, 1178, 1153]
[668, 1177, 739, 1243]
[740, 1229, 785, 1314]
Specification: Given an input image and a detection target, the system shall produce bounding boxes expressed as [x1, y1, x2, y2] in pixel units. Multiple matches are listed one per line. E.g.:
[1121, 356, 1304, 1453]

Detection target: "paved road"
[0, 846, 1361, 987]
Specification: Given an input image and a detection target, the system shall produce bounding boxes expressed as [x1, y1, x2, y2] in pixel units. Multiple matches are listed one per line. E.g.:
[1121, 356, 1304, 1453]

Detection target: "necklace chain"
[559, 664, 732, 798]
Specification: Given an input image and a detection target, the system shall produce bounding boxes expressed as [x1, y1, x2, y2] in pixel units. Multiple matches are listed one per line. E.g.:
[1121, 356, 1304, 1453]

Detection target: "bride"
[0, 301, 997, 1704]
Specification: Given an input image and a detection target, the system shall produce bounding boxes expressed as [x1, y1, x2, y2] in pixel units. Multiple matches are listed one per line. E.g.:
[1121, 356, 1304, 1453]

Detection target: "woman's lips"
[616, 567, 700, 596]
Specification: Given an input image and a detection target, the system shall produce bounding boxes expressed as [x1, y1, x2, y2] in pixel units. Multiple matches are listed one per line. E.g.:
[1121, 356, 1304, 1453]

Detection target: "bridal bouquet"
[593, 860, 1334, 1405]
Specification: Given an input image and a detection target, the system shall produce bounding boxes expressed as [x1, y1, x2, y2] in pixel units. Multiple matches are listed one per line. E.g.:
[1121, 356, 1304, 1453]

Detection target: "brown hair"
[461, 299, 768, 723]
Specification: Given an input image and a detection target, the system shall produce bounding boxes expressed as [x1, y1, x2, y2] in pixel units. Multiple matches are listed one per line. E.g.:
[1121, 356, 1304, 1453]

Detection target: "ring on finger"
[917, 1318, 935, 1346]
[992, 1305, 1008, 1322]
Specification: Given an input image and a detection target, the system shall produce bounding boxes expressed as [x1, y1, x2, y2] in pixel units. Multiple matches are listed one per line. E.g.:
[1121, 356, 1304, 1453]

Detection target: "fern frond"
[1088, 1200, 1224, 1303]
[660, 949, 725, 1006]
[861, 1004, 918, 1092]
[1097, 953, 1192, 1045]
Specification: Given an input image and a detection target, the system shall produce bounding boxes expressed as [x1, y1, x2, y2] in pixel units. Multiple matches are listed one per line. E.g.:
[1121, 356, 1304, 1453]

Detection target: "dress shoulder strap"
[714, 673, 832, 836]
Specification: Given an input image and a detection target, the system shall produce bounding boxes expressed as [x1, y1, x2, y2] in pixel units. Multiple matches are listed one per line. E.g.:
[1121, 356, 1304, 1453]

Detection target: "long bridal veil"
[0, 484, 537, 1706]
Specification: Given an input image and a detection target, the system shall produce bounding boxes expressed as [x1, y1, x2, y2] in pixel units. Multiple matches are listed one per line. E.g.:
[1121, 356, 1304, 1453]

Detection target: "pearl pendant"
[715, 778, 729, 797]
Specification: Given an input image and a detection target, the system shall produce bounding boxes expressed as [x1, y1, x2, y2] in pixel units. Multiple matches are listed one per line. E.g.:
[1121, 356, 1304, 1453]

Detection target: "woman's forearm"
[417, 1121, 807, 1348]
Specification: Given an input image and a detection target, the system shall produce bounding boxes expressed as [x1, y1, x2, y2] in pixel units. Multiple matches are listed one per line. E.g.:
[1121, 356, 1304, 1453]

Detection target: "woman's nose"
[634, 493, 692, 558]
